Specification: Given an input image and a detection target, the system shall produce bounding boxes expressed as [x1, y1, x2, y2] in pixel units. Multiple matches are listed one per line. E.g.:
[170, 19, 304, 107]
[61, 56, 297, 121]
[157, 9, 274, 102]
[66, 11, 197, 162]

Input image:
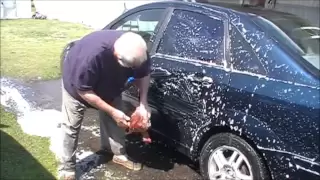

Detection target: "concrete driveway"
[1, 78, 202, 180]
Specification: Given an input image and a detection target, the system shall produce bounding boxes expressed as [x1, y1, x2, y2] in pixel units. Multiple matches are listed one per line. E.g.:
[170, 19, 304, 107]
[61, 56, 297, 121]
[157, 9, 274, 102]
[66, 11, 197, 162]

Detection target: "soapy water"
[0, 78, 98, 170]
[19, 109, 62, 138]
[0, 78, 108, 179]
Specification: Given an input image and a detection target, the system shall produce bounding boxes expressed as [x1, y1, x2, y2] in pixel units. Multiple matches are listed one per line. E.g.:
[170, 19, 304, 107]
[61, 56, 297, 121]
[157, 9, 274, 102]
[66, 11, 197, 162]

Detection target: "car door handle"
[150, 67, 171, 78]
[192, 74, 213, 85]
[202, 76, 213, 83]
[201, 76, 213, 86]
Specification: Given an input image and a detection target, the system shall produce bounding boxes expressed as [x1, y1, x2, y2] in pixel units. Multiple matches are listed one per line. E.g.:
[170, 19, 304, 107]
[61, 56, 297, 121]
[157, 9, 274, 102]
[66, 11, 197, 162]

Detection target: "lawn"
[0, 106, 57, 179]
[0, 19, 93, 80]
[0, 19, 93, 179]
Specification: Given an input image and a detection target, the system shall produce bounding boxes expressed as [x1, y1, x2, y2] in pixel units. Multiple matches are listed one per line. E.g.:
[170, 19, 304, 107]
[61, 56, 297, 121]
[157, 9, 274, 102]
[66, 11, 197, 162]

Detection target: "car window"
[252, 16, 320, 70]
[111, 9, 165, 43]
[230, 25, 266, 75]
[157, 9, 225, 65]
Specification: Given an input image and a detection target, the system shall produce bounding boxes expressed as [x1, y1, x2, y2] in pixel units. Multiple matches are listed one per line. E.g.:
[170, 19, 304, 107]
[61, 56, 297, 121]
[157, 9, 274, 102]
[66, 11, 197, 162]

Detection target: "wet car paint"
[103, 1, 320, 180]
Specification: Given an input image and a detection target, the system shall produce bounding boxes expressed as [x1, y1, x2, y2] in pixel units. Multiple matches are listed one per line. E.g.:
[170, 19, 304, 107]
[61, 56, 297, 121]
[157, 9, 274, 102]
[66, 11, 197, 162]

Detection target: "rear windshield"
[252, 15, 320, 70]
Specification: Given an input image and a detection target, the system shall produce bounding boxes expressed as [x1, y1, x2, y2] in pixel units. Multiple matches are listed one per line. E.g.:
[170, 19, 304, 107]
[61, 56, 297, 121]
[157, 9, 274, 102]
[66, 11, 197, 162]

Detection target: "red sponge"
[129, 111, 152, 144]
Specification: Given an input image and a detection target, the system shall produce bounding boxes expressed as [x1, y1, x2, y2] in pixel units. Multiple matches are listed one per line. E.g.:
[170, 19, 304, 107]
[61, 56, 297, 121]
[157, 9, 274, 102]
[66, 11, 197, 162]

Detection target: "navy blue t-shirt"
[62, 30, 151, 107]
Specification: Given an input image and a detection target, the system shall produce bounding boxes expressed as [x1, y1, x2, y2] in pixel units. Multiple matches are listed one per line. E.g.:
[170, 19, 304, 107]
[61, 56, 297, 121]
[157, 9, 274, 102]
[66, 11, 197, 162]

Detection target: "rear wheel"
[200, 133, 270, 180]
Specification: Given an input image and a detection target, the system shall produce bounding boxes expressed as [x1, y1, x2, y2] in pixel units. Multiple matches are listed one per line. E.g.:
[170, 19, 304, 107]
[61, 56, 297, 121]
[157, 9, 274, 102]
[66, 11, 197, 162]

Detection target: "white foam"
[296, 164, 320, 176]
[257, 146, 319, 166]
[1, 79, 60, 137]
[76, 150, 95, 162]
[0, 78, 98, 161]
[82, 125, 100, 137]
[17, 109, 61, 137]
[0, 80, 64, 157]
[0, 85, 31, 113]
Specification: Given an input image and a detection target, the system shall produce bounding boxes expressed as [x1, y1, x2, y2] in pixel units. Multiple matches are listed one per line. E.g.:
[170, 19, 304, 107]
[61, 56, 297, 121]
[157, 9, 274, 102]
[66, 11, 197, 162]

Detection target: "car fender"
[190, 109, 292, 177]
[191, 109, 286, 154]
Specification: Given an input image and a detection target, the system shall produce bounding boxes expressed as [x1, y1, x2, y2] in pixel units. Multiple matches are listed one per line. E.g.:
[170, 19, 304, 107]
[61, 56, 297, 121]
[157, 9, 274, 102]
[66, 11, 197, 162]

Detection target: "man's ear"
[113, 51, 119, 59]
[114, 51, 123, 65]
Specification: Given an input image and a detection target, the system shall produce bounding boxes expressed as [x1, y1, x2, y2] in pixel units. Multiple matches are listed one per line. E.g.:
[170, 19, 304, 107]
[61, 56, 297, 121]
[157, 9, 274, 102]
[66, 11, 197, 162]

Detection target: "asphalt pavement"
[2, 78, 202, 180]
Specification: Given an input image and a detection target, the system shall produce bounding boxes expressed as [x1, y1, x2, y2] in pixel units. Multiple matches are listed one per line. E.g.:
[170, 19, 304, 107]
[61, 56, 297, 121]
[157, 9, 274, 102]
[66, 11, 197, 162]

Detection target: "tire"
[200, 133, 270, 180]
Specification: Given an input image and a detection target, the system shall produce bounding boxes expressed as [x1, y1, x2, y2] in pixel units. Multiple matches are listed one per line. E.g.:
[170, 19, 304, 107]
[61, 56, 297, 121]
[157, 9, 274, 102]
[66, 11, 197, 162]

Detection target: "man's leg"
[99, 96, 142, 171]
[58, 88, 86, 179]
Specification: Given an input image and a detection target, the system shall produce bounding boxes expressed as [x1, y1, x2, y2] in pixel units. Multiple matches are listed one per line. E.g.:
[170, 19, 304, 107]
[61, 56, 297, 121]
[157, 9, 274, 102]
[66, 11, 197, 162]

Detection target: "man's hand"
[134, 105, 151, 128]
[78, 90, 130, 129]
[111, 109, 130, 129]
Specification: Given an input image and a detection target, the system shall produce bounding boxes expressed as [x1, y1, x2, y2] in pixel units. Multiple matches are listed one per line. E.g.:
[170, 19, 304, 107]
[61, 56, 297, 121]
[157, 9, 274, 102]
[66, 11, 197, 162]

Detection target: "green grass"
[0, 106, 57, 179]
[0, 19, 93, 80]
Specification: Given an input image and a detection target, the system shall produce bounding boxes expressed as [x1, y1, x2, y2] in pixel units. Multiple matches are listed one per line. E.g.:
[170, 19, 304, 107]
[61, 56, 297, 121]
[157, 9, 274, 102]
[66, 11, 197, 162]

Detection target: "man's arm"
[78, 90, 130, 128]
[78, 90, 116, 116]
[135, 74, 150, 107]
[133, 53, 152, 107]
[75, 54, 124, 119]
[132, 53, 152, 122]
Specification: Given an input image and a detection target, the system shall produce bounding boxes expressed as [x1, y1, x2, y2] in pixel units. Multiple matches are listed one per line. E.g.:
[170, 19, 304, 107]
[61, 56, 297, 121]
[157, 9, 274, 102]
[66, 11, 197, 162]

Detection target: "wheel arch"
[189, 114, 281, 179]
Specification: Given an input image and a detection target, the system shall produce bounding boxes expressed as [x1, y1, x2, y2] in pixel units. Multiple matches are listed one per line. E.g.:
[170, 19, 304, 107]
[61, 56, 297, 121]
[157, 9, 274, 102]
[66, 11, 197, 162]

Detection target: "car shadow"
[125, 133, 198, 172]
[76, 133, 200, 179]
[75, 95, 201, 179]
[122, 97, 197, 172]
[0, 129, 56, 180]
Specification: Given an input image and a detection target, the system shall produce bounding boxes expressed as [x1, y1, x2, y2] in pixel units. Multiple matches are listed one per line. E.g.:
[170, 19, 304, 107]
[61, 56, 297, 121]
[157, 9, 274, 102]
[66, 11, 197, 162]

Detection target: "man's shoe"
[112, 155, 142, 171]
[58, 170, 76, 180]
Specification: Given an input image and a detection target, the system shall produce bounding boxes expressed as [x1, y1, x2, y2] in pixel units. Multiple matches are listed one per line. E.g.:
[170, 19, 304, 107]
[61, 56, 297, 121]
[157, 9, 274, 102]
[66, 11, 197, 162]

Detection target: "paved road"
[77, 109, 202, 180]
[3, 78, 202, 180]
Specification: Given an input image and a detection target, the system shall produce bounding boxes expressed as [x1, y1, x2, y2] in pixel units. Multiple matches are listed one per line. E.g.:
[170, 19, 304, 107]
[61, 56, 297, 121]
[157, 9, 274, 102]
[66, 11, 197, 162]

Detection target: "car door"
[149, 9, 230, 148]
[224, 23, 268, 120]
[106, 8, 169, 113]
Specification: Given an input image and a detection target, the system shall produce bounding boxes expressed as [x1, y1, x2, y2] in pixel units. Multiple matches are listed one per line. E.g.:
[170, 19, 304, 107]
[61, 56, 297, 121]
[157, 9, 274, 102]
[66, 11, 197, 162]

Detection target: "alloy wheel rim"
[208, 145, 253, 180]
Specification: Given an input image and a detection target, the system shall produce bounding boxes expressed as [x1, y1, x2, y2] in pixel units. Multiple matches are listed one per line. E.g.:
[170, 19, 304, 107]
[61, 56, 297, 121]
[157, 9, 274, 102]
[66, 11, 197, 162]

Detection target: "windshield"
[252, 15, 320, 70]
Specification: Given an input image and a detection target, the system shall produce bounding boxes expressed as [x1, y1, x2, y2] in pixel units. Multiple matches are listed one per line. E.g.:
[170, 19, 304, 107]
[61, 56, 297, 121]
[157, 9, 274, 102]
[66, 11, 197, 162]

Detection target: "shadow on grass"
[0, 124, 9, 128]
[0, 130, 55, 180]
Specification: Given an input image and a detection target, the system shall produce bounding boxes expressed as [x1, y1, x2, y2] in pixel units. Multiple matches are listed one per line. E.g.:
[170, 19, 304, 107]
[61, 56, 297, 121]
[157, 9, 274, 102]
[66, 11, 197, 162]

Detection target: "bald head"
[114, 32, 148, 68]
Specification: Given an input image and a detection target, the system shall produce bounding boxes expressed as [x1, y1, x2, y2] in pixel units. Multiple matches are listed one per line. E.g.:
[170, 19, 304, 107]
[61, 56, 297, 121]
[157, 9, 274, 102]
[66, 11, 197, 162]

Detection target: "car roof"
[142, 1, 298, 20]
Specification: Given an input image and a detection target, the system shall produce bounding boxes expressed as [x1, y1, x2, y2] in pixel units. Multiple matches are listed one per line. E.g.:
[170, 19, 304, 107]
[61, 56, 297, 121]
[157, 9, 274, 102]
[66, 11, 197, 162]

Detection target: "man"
[58, 30, 151, 180]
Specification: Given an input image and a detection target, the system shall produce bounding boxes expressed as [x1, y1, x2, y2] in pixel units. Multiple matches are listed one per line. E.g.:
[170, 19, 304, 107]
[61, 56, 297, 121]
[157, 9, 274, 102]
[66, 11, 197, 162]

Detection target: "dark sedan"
[102, 1, 320, 180]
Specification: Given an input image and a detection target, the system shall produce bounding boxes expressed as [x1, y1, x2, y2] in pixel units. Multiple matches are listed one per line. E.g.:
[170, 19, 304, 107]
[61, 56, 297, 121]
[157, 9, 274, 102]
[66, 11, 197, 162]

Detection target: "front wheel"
[199, 133, 270, 180]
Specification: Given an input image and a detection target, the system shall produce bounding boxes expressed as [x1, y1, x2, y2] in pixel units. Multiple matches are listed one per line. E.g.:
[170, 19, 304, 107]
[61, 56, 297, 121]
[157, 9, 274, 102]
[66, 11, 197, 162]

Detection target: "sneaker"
[112, 155, 142, 171]
[58, 170, 76, 180]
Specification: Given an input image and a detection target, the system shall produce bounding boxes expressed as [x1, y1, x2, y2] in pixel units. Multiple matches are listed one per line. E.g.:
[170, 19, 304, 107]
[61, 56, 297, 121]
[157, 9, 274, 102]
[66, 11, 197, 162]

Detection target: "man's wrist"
[139, 101, 148, 108]
[108, 107, 118, 117]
